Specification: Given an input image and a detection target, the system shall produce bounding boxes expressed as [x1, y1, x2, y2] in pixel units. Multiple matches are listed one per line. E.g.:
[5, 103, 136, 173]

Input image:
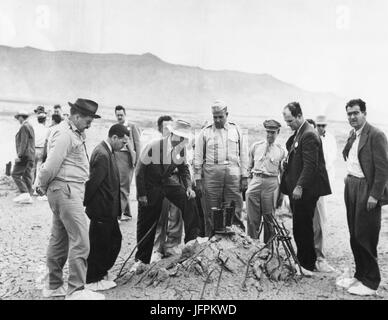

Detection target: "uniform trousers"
[246, 175, 278, 242]
[46, 181, 89, 294]
[203, 164, 245, 234]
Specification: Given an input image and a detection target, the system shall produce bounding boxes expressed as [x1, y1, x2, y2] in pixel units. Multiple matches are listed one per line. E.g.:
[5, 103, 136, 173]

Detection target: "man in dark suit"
[280, 102, 331, 274]
[12, 111, 35, 204]
[133, 120, 199, 270]
[84, 124, 130, 291]
[336, 99, 388, 296]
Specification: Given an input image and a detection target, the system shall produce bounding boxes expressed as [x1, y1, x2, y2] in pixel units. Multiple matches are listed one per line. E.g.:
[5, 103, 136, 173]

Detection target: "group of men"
[12, 104, 64, 204]
[11, 97, 388, 299]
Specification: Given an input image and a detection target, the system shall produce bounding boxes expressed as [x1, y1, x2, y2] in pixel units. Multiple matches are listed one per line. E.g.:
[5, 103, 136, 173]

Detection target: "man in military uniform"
[246, 120, 285, 243]
[194, 100, 249, 235]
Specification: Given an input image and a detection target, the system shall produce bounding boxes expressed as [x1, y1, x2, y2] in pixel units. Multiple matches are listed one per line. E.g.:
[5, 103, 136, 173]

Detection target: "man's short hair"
[115, 105, 126, 114]
[306, 119, 316, 128]
[108, 123, 130, 138]
[52, 114, 62, 124]
[157, 115, 173, 128]
[284, 102, 303, 117]
[345, 99, 366, 112]
[53, 104, 61, 110]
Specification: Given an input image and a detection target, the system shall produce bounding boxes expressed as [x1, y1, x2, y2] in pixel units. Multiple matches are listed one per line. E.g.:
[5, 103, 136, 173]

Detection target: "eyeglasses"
[317, 124, 326, 127]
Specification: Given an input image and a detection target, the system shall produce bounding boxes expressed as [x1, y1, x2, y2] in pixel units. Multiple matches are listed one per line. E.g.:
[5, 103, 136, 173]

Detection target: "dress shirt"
[346, 123, 366, 178]
[37, 119, 89, 190]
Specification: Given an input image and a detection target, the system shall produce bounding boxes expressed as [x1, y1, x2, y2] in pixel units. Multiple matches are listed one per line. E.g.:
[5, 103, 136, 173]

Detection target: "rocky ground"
[1, 166, 388, 301]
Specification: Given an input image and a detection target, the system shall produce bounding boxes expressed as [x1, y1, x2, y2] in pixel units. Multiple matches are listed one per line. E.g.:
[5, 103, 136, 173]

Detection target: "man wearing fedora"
[12, 111, 35, 204]
[313, 115, 337, 273]
[194, 101, 249, 235]
[84, 124, 130, 291]
[280, 102, 331, 275]
[134, 120, 199, 269]
[246, 120, 286, 243]
[36, 98, 104, 300]
[114, 105, 141, 221]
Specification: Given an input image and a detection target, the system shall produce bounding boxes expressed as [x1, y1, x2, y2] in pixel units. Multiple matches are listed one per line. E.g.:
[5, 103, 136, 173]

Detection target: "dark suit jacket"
[16, 121, 35, 161]
[136, 137, 191, 205]
[280, 121, 331, 198]
[84, 141, 121, 221]
[344, 122, 388, 205]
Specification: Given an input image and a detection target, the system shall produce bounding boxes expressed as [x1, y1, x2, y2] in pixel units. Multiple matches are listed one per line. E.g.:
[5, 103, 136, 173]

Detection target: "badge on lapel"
[294, 142, 299, 149]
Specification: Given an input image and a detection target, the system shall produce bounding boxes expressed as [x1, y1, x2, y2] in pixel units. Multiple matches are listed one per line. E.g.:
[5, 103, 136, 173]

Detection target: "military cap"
[211, 100, 227, 113]
[34, 106, 46, 114]
[263, 119, 281, 131]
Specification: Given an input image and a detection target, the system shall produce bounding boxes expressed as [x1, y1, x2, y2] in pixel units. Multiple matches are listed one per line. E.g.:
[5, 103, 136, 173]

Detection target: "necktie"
[342, 131, 356, 161]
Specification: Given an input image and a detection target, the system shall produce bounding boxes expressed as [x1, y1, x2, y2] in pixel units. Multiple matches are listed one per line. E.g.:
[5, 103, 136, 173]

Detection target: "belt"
[347, 174, 365, 179]
[252, 172, 277, 178]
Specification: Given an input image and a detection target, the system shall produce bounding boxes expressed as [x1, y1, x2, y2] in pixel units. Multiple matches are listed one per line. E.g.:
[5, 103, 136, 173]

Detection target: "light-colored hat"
[316, 115, 327, 125]
[14, 111, 29, 119]
[211, 100, 227, 113]
[166, 120, 193, 139]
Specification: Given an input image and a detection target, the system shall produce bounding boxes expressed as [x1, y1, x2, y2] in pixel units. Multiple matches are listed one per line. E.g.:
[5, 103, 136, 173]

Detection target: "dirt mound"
[113, 225, 299, 300]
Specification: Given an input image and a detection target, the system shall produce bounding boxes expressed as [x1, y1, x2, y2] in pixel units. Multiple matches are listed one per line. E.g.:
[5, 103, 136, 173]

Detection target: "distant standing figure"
[12, 111, 35, 204]
[32, 111, 49, 188]
[246, 120, 285, 243]
[312, 115, 337, 273]
[280, 102, 331, 275]
[337, 99, 388, 296]
[84, 124, 130, 291]
[114, 105, 141, 221]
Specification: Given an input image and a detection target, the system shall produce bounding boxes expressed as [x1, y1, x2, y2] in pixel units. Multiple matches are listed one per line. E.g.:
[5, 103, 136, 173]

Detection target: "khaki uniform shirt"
[194, 122, 249, 180]
[248, 140, 285, 177]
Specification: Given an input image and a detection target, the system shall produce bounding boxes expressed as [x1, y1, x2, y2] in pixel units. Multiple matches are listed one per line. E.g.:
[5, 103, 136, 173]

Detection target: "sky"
[1, 0, 388, 110]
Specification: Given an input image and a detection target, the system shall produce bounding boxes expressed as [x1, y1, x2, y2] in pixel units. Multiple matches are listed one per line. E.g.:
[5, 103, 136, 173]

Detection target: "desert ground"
[0, 109, 388, 300]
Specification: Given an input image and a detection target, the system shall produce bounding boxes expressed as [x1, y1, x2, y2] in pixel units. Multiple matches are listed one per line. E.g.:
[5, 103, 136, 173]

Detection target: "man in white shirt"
[32, 110, 49, 190]
[337, 99, 388, 296]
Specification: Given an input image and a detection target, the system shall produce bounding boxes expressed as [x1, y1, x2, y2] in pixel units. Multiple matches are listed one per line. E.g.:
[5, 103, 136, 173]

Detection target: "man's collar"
[104, 139, 112, 153]
[355, 122, 367, 136]
[296, 120, 307, 134]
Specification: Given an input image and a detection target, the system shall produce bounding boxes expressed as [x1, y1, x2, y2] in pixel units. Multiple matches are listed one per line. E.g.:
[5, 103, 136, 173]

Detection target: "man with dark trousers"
[133, 120, 199, 271]
[84, 124, 130, 291]
[280, 102, 331, 275]
[336, 99, 388, 296]
[12, 111, 35, 204]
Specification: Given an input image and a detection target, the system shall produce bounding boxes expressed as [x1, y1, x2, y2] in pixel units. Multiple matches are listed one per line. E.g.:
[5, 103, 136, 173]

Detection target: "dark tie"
[342, 131, 356, 161]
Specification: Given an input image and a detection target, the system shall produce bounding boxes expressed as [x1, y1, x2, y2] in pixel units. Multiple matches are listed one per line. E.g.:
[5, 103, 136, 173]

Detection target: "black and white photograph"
[1, 0, 388, 303]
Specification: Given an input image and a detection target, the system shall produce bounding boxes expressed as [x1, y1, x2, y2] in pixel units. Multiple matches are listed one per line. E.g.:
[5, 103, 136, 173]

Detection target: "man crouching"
[133, 120, 200, 271]
[84, 124, 130, 291]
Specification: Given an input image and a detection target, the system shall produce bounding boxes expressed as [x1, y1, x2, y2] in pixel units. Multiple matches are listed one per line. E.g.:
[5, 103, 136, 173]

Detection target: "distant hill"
[0, 45, 345, 120]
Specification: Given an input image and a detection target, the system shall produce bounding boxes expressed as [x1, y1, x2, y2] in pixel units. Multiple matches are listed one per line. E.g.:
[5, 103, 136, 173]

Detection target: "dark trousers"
[290, 195, 318, 271]
[345, 175, 381, 290]
[12, 159, 34, 194]
[135, 185, 200, 264]
[86, 218, 122, 283]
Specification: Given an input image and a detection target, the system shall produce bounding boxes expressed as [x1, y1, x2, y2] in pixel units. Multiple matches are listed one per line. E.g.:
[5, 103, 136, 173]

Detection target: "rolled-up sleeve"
[37, 130, 72, 190]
